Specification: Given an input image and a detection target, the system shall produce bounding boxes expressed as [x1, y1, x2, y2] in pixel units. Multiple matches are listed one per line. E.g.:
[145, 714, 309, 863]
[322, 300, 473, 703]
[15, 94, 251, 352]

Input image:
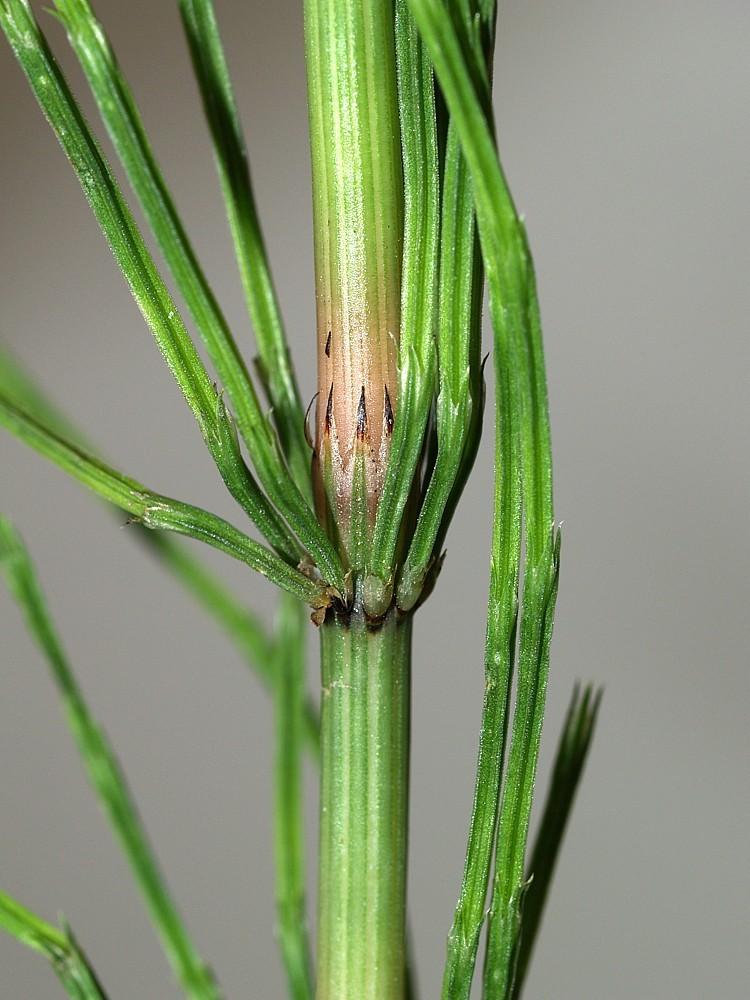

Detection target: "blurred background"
[1, 1, 748, 996]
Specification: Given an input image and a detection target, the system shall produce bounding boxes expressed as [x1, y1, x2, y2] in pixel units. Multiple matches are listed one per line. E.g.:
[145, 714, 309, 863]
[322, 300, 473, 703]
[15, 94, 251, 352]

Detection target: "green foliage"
[397, 115, 484, 610]
[51, 0, 281, 477]
[0, 0, 600, 996]
[1, 0, 345, 593]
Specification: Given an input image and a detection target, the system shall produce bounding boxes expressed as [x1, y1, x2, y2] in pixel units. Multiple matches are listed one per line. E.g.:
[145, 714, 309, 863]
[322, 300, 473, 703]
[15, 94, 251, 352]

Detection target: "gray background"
[1, 1, 748, 997]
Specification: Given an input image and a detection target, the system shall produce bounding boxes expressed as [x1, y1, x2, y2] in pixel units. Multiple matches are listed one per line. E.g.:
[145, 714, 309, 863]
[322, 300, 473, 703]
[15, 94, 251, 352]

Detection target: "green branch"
[51, 0, 290, 490]
[272, 595, 314, 999]
[408, 1, 562, 996]
[1, 0, 348, 591]
[0, 0, 302, 560]
[511, 684, 602, 998]
[0, 394, 332, 611]
[178, 0, 310, 493]
[398, 120, 484, 611]
[0, 346, 321, 749]
[0, 519, 219, 999]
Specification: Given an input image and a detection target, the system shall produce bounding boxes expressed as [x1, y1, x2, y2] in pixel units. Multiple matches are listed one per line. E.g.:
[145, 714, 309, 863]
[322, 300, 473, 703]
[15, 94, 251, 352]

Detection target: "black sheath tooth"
[356, 385, 368, 440]
[383, 384, 394, 435]
[325, 383, 334, 435]
[325, 330, 332, 357]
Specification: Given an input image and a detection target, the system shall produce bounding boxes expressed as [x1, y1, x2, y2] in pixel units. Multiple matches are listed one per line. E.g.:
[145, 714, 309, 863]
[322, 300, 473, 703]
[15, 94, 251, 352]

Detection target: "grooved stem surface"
[317, 609, 411, 1000]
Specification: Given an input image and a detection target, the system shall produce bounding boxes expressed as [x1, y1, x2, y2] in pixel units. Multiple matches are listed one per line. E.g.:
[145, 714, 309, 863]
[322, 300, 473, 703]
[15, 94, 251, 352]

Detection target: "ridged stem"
[317, 609, 411, 1000]
[304, 0, 403, 558]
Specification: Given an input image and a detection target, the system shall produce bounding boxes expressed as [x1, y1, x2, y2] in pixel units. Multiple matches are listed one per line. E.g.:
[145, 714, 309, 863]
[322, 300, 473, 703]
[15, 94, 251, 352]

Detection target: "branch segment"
[0, 891, 107, 1000]
[511, 684, 602, 998]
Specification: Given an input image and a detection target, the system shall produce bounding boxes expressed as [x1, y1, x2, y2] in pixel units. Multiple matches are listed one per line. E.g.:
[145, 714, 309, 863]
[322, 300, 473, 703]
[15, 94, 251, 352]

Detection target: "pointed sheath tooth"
[356, 386, 368, 441]
[324, 383, 334, 436]
[307, 0, 401, 544]
[383, 384, 394, 436]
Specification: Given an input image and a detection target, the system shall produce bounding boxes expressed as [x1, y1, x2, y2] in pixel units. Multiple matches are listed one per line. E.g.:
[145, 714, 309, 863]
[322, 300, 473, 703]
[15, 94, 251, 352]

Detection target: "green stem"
[317, 609, 411, 1000]
[304, 0, 403, 564]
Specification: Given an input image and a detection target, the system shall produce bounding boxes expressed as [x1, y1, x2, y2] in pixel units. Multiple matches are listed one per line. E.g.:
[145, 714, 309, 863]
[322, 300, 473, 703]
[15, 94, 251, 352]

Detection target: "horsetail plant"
[0, 0, 601, 997]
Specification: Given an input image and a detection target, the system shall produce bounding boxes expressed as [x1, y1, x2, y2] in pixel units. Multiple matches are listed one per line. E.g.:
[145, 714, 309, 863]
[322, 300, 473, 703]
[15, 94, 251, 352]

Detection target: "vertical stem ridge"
[317, 610, 411, 1000]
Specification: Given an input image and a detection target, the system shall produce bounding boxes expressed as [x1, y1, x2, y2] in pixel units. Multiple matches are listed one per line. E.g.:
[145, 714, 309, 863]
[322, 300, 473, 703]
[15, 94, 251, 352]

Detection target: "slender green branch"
[0, 345, 321, 749]
[511, 684, 602, 999]
[177, 0, 309, 492]
[440, 246, 521, 1000]
[423, 4, 519, 997]
[485, 533, 559, 997]
[0, 890, 107, 1000]
[272, 595, 314, 999]
[1, 0, 349, 591]
[397, 121, 483, 610]
[364, 0, 439, 613]
[51, 0, 309, 506]
[405, 0, 553, 557]
[0, 0, 304, 561]
[409, 1, 562, 996]
[0, 394, 333, 611]
[0, 519, 219, 999]
[0, 0, 207, 435]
